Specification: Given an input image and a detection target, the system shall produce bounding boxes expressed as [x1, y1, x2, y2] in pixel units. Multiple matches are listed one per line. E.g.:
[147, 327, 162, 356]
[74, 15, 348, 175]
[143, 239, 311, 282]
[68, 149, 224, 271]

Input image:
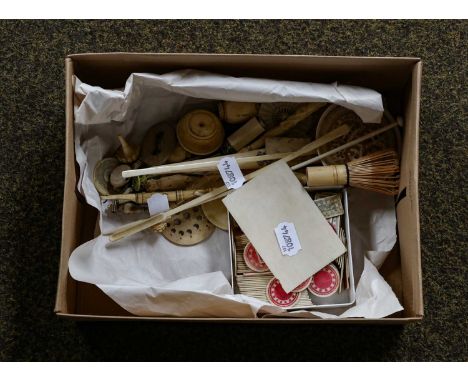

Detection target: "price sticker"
[217, 156, 245, 190]
[274, 222, 302, 257]
[147, 193, 169, 216]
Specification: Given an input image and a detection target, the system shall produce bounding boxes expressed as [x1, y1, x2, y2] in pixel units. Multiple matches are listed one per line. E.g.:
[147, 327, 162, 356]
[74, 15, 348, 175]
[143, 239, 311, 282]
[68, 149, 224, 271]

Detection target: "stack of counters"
[236, 274, 311, 308]
[291, 276, 313, 293]
[235, 234, 252, 274]
[266, 277, 300, 308]
[308, 264, 340, 298]
[243, 242, 269, 272]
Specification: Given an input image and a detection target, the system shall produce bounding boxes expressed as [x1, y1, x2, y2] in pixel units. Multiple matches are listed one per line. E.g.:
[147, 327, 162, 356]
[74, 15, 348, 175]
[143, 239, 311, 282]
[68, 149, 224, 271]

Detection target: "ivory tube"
[306, 165, 348, 187]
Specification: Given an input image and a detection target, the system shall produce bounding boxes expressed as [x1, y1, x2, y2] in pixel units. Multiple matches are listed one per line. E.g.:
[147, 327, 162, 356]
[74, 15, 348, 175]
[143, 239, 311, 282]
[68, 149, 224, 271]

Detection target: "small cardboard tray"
[229, 188, 356, 312]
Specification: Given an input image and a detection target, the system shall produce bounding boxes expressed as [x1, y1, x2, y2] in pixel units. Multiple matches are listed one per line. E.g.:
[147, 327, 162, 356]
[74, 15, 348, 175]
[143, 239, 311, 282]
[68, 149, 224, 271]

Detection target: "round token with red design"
[291, 276, 313, 293]
[243, 242, 269, 272]
[266, 277, 300, 308]
[308, 264, 340, 297]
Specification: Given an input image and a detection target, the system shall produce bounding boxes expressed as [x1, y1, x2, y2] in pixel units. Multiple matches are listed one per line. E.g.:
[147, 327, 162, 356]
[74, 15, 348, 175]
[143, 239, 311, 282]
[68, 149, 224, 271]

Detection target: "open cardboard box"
[55, 53, 422, 323]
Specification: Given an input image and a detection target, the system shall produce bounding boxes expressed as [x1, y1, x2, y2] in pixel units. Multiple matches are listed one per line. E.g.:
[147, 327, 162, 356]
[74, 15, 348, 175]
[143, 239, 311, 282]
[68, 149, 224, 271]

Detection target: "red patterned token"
[243, 242, 269, 272]
[308, 264, 340, 297]
[291, 276, 313, 293]
[266, 278, 300, 308]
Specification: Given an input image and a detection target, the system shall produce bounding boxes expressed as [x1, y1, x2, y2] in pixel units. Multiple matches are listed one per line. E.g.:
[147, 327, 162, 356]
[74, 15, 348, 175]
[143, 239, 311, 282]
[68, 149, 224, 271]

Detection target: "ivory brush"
[306, 150, 400, 195]
[106, 124, 351, 242]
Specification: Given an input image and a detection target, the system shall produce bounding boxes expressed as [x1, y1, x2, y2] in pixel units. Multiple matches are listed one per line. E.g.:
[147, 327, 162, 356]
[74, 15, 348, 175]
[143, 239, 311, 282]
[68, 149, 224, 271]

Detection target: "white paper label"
[101, 199, 114, 215]
[217, 156, 245, 190]
[101, 199, 112, 209]
[274, 222, 302, 257]
[147, 193, 170, 216]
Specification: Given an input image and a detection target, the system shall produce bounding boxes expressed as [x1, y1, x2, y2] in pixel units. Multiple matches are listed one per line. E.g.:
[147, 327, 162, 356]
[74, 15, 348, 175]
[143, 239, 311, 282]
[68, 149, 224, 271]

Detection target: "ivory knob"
[227, 117, 265, 151]
[218, 101, 258, 124]
[176, 110, 225, 155]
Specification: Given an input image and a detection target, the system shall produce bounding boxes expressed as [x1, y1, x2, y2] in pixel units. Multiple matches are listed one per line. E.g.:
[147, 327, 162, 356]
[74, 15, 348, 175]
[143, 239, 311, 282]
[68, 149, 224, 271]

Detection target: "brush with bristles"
[305, 149, 400, 195]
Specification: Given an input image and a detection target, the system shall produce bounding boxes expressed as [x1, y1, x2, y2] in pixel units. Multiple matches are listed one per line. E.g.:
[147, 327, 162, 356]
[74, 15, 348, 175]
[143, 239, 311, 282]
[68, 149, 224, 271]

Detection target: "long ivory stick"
[291, 122, 398, 171]
[122, 149, 266, 178]
[101, 189, 212, 204]
[107, 124, 350, 242]
[122, 151, 289, 178]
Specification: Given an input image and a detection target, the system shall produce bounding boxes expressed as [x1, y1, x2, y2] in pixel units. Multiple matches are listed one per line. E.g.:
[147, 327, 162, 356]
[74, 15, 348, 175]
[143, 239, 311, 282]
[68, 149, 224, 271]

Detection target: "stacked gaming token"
[235, 237, 313, 308]
[308, 264, 340, 297]
[236, 274, 312, 308]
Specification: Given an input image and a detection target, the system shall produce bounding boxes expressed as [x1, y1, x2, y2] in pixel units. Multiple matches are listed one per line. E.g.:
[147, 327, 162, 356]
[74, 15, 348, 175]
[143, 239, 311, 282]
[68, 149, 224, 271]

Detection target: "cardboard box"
[55, 53, 422, 323]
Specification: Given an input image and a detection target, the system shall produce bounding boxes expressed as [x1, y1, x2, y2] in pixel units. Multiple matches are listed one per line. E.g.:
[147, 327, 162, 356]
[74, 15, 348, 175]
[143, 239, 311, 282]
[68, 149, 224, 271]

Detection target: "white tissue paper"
[311, 189, 403, 318]
[69, 69, 402, 318]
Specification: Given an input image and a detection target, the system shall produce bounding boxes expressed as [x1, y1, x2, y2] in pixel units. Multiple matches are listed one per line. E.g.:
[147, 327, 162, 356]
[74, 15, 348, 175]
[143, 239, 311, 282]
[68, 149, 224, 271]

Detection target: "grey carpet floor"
[0, 20, 466, 361]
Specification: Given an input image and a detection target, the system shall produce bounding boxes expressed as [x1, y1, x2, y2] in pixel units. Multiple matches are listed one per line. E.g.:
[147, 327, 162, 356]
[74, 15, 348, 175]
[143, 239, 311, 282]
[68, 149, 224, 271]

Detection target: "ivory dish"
[315, 105, 400, 165]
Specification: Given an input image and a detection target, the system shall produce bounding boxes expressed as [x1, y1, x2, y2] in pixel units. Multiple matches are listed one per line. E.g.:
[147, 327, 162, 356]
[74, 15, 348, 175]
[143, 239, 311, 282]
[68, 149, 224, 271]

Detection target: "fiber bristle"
[348, 150, 400, 195]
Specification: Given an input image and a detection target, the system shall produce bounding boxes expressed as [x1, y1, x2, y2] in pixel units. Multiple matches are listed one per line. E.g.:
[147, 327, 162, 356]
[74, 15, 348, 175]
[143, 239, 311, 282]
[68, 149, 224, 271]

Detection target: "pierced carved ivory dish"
[316, 105, 399, 165]
[162, 206, 215, 246]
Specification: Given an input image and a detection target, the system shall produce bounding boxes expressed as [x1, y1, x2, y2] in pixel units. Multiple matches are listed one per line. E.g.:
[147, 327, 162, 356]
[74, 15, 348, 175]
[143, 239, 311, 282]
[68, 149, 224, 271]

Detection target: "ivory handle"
[101, 189, 212, 204]
[306, 165, 347, 187]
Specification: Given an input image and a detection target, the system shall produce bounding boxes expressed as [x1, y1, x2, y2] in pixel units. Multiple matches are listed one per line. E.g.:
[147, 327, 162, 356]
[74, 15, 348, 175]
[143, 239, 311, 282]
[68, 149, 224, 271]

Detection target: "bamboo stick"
[106, 124, 350, 242]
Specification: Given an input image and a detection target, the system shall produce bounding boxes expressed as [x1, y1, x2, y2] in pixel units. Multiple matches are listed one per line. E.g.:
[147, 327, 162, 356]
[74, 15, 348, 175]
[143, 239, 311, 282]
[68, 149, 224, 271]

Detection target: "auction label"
[274, 222, 302, 257]
[217, 156, 245, 190]
[147, 193, 170, 216]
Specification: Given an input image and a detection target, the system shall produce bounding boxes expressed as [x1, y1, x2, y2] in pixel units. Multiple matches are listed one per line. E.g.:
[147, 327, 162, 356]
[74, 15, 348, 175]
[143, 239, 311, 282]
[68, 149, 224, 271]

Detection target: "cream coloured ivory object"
[306, 166, 348, 188]
[176, 109, 225, 155]
[218, 101, 258, 124]
[306, 150, 400, 195]
[121, 149, 268, 178]
[226, 117, 265, 151]
[223, 160, 346, 293]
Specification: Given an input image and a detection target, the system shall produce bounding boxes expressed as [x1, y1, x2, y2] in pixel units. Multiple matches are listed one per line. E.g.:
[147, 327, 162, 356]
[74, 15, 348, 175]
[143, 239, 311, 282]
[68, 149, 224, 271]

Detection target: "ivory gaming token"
[266, 277, 300, 308]
[291, 276, 313, 293]
[243, 242, 269, 272]
[308, 264, 340, 297]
